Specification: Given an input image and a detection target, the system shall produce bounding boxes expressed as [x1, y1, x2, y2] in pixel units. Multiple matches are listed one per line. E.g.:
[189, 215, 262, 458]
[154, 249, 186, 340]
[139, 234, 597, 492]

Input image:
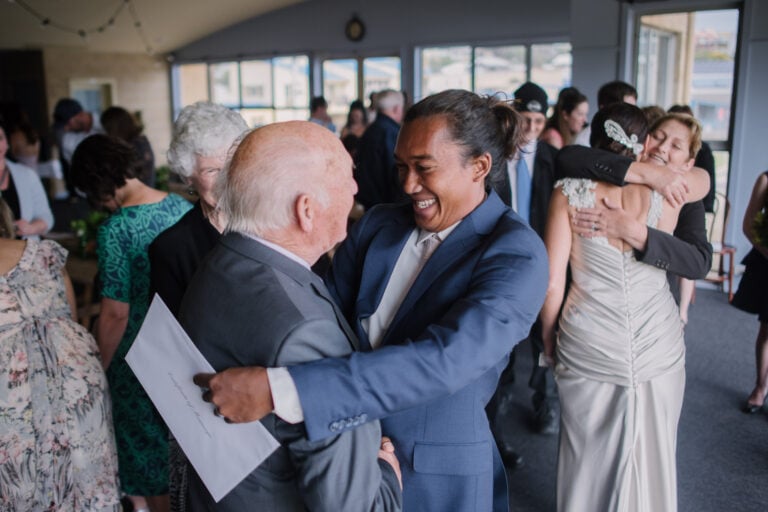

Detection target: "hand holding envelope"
[126, 296, 280, 502]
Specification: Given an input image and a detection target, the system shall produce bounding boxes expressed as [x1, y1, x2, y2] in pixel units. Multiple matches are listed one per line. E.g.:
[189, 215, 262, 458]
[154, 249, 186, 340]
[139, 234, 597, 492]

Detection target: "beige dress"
[555, 179, 686, 512]
[0, 240, 120, 511]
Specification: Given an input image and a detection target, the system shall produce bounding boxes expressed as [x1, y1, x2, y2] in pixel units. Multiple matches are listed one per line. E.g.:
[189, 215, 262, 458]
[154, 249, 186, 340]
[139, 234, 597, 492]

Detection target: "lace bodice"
[555, 177, 663, 228]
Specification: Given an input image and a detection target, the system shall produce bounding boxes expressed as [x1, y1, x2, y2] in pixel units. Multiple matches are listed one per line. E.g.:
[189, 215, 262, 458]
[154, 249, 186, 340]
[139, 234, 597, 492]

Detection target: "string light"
[10, 0, 155, 55]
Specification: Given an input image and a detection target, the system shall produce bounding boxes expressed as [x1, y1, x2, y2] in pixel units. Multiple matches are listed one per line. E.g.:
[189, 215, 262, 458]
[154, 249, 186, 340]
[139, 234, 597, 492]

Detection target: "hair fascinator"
[604, 119, 644, 156]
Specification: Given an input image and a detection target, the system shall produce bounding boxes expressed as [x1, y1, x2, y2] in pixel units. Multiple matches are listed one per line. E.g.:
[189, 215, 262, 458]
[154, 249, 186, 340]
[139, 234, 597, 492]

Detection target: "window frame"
[414, 40, 572, 102]
[171, 54, 311, 123]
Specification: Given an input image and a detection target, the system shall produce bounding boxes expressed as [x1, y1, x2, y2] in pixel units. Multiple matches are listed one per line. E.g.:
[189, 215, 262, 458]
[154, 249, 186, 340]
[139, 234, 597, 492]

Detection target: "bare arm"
[571, 197, 650, 251]
[742, 173, 768, 259]
[15, 218, 49, 237]
[63, 269, 77, 321]
[540, 192, 572, 360]
[95, 297, 129, 369]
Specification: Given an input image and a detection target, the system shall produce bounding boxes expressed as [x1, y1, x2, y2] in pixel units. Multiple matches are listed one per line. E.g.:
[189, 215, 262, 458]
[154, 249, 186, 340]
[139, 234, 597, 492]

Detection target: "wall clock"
[345, 15, 366, 42]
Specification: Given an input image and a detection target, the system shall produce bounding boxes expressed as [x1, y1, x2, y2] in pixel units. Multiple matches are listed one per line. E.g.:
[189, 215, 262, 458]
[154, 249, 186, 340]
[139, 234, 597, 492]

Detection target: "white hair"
[376, 89, 404, 113]
[166, 102, 248, 179]
[220, 125, 333, 237]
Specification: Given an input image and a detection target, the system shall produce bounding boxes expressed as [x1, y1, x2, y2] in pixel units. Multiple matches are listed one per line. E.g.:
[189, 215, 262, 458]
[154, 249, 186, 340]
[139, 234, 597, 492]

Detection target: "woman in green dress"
[72, 134, 192, 512]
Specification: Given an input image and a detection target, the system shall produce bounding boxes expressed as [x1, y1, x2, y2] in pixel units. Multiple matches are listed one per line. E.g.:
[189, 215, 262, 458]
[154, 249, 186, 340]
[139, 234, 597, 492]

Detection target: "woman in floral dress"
[71, 135, 191, 512]
[0, 198, 120, 511]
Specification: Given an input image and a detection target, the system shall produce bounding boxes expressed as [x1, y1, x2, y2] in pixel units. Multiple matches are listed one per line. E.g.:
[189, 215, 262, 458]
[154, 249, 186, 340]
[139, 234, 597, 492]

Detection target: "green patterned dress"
[96, 193, 192, 496]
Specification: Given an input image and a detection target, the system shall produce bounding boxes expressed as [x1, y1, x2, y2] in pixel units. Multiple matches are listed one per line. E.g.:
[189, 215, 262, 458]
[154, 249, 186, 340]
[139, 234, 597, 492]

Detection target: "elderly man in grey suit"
[179, 121, 402, 511]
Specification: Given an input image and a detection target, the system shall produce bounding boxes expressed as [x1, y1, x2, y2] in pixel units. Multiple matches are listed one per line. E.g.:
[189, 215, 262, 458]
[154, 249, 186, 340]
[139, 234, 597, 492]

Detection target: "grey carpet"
[502, 288, 768, 511]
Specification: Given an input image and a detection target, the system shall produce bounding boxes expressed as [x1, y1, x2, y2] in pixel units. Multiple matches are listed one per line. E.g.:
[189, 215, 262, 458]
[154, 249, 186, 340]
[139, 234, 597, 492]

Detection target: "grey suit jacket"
[179, 232, 401, 512]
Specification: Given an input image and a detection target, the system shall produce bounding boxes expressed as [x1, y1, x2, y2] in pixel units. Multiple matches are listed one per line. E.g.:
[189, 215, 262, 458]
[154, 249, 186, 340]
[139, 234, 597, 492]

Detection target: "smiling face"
[563, 101, 589, 135]
[521, 112, 546, 144]
[395, 116, 489, 232]
[644, 119, 695, 172]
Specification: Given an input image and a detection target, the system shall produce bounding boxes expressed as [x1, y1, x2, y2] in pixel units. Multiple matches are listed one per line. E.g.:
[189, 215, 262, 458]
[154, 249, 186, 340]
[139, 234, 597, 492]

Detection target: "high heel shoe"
[741, 399, 765, 414]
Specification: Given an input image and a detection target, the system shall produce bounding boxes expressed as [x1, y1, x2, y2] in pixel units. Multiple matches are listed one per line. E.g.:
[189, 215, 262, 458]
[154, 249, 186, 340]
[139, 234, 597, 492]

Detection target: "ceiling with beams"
[0, 0, 304, 55]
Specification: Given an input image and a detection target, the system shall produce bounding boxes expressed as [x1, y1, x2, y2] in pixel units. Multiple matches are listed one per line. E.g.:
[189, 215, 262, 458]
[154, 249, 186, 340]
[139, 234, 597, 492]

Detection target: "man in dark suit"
[556, 144, 712, 279]
[194, 90, 549, 511]
[182, 121, 401, 511]
[353, 89, 405, 209]
[487, 82, 559, 470]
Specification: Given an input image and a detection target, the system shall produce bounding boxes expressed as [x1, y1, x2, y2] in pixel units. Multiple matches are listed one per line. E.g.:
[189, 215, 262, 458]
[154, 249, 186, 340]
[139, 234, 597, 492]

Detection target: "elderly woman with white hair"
[149, 102, 247, 316]
[147, 102, 247, 512]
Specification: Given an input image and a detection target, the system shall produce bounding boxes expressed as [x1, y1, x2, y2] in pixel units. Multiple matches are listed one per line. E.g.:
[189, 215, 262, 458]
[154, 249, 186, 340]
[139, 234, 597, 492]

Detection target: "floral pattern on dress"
[1, 240, 120, 511]
[96, 194, 191, 496]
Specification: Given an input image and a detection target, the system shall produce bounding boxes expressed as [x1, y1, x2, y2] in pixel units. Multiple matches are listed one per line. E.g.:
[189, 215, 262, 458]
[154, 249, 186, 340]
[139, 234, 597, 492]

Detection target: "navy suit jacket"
[288, 192, 548, 511]
[354, 114, 403, 209]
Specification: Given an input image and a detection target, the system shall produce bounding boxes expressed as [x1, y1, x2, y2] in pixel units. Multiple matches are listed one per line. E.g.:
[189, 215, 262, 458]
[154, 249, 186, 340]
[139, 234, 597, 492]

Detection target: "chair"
[704, 192, 736, 301]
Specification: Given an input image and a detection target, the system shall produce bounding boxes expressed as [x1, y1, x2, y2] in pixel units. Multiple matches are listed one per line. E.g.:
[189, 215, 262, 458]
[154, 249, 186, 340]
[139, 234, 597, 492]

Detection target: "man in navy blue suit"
[195, 90, 548, 511]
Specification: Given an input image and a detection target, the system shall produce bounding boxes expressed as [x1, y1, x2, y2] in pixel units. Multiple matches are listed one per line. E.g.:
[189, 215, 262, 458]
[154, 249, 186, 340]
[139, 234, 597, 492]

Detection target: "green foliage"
[753, 210, 768, 248]
[70, 211, 108, 258]
[155, 165, 171, 192]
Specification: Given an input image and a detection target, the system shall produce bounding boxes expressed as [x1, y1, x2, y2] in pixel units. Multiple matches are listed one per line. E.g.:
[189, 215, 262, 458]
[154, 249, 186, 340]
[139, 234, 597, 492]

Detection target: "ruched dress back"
[554, 178, 685, 512]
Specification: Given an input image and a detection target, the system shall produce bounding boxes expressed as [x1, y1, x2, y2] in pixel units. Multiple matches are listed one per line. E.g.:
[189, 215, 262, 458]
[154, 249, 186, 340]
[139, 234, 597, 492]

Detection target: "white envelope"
[126, 296, 280, 502]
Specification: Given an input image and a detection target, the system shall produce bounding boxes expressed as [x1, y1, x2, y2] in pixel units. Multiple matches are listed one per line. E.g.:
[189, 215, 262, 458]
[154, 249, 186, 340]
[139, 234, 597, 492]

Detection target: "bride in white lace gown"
[540, 105, 708, 512]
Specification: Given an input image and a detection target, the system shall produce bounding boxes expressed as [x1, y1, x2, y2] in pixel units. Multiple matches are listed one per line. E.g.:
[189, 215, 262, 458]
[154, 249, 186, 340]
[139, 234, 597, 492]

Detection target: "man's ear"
[295, 194, 314, 232]
[472, 153, 492, 182]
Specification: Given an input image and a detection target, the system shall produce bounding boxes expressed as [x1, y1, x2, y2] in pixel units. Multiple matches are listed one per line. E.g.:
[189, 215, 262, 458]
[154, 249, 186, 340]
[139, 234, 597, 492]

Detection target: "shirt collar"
[416, 221, 460, 245]
[244, 233, 311, 270]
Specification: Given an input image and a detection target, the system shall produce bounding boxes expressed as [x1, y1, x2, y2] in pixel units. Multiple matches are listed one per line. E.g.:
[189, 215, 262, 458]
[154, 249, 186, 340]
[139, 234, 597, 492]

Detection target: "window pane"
[274, 56, 309, 109]
[637, 23, 679, 109]
[531, 43, 572, 105]
[323, 59, 358, 130]
[713, 150, 730, 197]
[275, 109, 310, 122]
[241, 60, 272, 107]
[637, 10, 738, 142]
[209, 62, 240, 106]
[239, 108, 274, 128]
[178, 63, 209, 107]
[420, 46, 471, 98]
[690, 10, 738, 141]
[363, 57, 401, 99]
[474, 46, 526, 98]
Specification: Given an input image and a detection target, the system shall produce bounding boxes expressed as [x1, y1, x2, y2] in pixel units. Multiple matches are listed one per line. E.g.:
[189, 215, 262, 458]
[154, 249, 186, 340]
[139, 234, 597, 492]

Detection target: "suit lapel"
[221, 233, 360, 351]
[310, 280, 359, 351]
[382, 192, 508, 345]
[355, 222, 412, 321]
